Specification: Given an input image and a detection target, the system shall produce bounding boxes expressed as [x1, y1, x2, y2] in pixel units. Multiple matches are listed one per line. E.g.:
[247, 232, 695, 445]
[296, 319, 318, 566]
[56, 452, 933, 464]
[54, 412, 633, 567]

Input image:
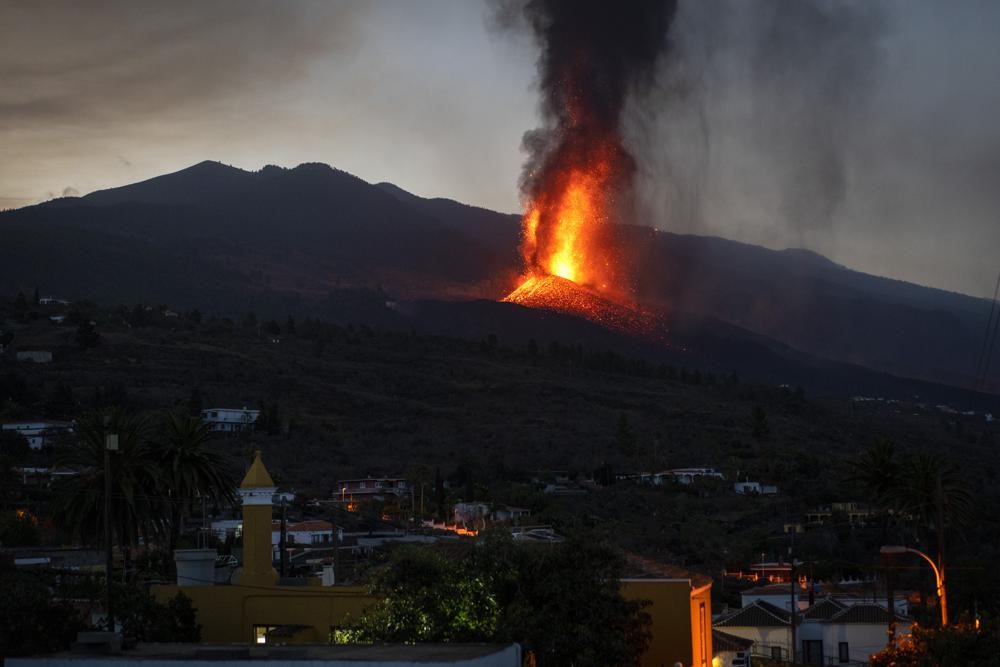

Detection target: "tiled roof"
[825, 603, 903, 625]
[288, 520, 333, 532]
[741, 583, 796, 596]
[623, 553, 714, 588]
[715, 600, 791, 628]
[802, 597, 848, 620]
[271, 520, 334, 532]
[713, 629, 754, 652]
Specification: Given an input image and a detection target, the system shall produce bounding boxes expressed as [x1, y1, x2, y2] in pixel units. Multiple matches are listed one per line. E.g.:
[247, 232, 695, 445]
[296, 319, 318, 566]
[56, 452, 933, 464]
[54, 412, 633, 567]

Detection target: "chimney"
[174, 548, 218, 586]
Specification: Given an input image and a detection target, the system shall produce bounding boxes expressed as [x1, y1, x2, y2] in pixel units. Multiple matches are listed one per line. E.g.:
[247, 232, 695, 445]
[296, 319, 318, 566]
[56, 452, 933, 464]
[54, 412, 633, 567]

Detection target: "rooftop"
[240, 450, 275, 489]
[11, 643, 519, 664]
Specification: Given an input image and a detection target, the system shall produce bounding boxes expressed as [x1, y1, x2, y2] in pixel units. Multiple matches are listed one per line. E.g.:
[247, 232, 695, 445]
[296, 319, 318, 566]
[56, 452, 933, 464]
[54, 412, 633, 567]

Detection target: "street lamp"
[880, 545, 947, 626]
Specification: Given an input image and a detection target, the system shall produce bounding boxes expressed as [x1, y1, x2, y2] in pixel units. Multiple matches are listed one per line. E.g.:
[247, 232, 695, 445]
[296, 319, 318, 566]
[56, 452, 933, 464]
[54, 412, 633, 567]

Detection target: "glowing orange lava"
[517, 141, 620, 293]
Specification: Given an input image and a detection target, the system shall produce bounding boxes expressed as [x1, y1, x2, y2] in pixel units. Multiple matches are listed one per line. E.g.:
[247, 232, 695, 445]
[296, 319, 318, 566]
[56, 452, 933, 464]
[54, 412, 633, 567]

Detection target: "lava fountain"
[501, 0, 678, 334]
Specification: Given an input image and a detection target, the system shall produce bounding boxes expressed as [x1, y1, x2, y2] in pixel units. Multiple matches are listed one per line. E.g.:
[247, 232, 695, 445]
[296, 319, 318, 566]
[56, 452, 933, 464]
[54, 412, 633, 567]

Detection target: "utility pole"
[279, 497, 288, 578]
[104, 431, 118, 633]
[789, 531, 797, 665]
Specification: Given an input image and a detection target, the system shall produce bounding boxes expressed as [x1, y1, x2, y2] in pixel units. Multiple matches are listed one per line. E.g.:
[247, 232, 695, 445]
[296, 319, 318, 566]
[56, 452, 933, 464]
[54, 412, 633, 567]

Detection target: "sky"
[2, 0, 999, 298]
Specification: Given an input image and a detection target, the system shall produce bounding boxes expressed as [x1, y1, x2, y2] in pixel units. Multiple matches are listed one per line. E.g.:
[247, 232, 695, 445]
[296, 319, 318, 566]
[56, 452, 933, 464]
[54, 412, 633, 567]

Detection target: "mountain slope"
[0, 160, 995, 393]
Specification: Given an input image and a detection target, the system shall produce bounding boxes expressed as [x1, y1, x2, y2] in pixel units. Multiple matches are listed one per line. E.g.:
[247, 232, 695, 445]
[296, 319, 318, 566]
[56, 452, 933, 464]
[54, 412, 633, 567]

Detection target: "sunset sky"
[3, 0, 1000, 298]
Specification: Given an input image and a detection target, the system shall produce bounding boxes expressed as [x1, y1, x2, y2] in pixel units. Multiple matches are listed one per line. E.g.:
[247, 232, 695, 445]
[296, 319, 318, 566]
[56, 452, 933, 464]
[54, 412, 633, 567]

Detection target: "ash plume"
[516, 0, 677, 199]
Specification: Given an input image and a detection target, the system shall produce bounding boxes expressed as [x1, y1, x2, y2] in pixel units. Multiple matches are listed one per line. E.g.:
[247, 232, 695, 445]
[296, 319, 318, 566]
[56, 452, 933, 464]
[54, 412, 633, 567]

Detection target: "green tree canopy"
[339, 531, 650, 667]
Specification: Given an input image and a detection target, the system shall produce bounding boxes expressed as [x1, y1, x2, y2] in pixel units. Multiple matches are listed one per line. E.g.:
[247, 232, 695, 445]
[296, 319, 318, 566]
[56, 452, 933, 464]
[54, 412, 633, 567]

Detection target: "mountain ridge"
[0, 160, 995, 393]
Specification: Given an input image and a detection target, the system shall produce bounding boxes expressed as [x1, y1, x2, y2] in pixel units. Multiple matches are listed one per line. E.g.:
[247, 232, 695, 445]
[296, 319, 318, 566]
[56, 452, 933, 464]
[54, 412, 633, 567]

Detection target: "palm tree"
[849, 437, 900, 507]
[894, 450, 972, 546]
[54, 409, 163, 549]
[157, 412, 238, 564]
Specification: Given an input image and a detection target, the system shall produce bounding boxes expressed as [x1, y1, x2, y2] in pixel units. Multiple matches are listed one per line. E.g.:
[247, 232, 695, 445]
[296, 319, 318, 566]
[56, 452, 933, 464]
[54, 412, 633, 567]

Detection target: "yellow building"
[155, 452, 714, 663]
[621, 556, 715, 667]
[153, 451, 373, 644]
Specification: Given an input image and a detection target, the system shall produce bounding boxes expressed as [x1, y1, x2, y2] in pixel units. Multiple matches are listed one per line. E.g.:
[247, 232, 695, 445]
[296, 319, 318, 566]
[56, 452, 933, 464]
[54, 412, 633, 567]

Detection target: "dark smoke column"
[511, 0, 677, 294]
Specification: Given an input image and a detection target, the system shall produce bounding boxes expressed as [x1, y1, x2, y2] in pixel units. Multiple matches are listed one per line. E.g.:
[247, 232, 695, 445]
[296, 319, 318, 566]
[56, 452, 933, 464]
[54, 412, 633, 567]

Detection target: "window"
[253, 625, 276, 644]
[839, 642, 850, 663]
[698, 602, 708, 666]
[771, 646, 783, 661]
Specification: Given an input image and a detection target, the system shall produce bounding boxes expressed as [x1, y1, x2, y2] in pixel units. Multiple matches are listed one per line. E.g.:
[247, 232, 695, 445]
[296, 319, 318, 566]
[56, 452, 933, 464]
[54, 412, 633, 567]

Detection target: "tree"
[157, 413, 238, 567]
[614, 412, 637, 457]
[849, 438, 900, 507]
[339, 532, 651, 667]
[750, 405, 770, 439]
[870, 616, 1000, 667]
[75, 320, 101, 349]
[115, 585, 201, 643]
[13, 291, 28, 316]
[45, 381, 77, 419]
[53, 409, 163, 549]
[0, 565, 87, 658]
[0, 431, 31, 510]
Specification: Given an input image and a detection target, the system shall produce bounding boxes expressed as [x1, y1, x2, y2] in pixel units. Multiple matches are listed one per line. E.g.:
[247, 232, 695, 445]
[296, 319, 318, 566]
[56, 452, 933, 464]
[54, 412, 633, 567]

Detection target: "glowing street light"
[880, 545, 947, 626]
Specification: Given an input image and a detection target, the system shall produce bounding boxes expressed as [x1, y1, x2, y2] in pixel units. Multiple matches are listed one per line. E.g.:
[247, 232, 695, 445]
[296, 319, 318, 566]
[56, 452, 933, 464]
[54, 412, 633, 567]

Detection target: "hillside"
[1, 160, 997, 393]
[3, 304, 999, 577]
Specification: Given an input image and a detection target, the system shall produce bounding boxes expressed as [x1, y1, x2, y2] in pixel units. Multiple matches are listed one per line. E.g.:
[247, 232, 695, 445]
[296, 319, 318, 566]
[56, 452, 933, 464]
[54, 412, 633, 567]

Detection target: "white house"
[659, 467, 725, 485]
[336, 477, 409, 500]
[799, 600, 910, 665]
[716, 597, 909, 665]
[200, 408, 260, 433]
[714, 600, 794, 661]
[271, 520, 336, 560]
[494, 505, 531, 524]
[1, 421, 73, 450]
[734, 480, 778, 495]
[210, 519, 243, 541]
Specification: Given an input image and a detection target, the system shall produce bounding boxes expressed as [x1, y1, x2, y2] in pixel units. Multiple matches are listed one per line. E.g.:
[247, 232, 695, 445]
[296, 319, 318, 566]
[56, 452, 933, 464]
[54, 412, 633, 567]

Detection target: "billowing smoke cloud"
[496, 0, 678, 291]
[631, 0, 887, 245]
[61, 186, 79, 197]
[513, 0, 677, 201]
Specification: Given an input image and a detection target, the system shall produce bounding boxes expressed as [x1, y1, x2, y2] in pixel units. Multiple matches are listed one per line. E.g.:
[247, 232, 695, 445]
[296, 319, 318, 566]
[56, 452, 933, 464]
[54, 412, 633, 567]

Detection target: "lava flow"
[499, 0, 677, 336]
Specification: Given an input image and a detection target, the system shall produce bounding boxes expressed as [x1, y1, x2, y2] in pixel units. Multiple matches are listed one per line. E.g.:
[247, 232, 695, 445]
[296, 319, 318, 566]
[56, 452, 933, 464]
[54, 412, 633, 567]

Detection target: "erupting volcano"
[500, 0, 677, 334]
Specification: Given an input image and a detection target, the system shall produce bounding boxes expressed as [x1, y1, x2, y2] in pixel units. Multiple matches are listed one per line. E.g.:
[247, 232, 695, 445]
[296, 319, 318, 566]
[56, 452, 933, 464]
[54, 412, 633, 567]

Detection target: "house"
[713, 600, 794, 661]
[724, 561, 792, 584]
[1, 421, 74, 450]
[715, 597, 911, 665]
[798, 600, 910, 665]
[712, 629, 754, 667]
[660, 467, 725, 485]
[494, 505, 530, 524]
[734, 480, 778, 495]
[200, 408, 260, 432]
[38, 297, 70, 306]
[7, 643, 522, 667]
[740, 582, 803, 611]
[621, 554, 714, 667]
[805, 501, 872, 527]
[336, 477, 409, 500]
[272, 519, 336, 547]
[16, 350, 52, 363]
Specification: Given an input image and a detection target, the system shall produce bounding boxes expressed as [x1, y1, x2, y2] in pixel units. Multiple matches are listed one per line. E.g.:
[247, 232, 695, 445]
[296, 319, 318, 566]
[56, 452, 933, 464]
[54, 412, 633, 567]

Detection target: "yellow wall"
[153, 583, 373, 644]
[621, 579, 713, 667]
[240, 503, 278, 587]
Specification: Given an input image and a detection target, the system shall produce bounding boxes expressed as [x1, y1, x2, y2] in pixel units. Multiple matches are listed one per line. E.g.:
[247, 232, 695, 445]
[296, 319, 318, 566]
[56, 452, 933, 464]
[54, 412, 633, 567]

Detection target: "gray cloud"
[629, 0, 1000, 297]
